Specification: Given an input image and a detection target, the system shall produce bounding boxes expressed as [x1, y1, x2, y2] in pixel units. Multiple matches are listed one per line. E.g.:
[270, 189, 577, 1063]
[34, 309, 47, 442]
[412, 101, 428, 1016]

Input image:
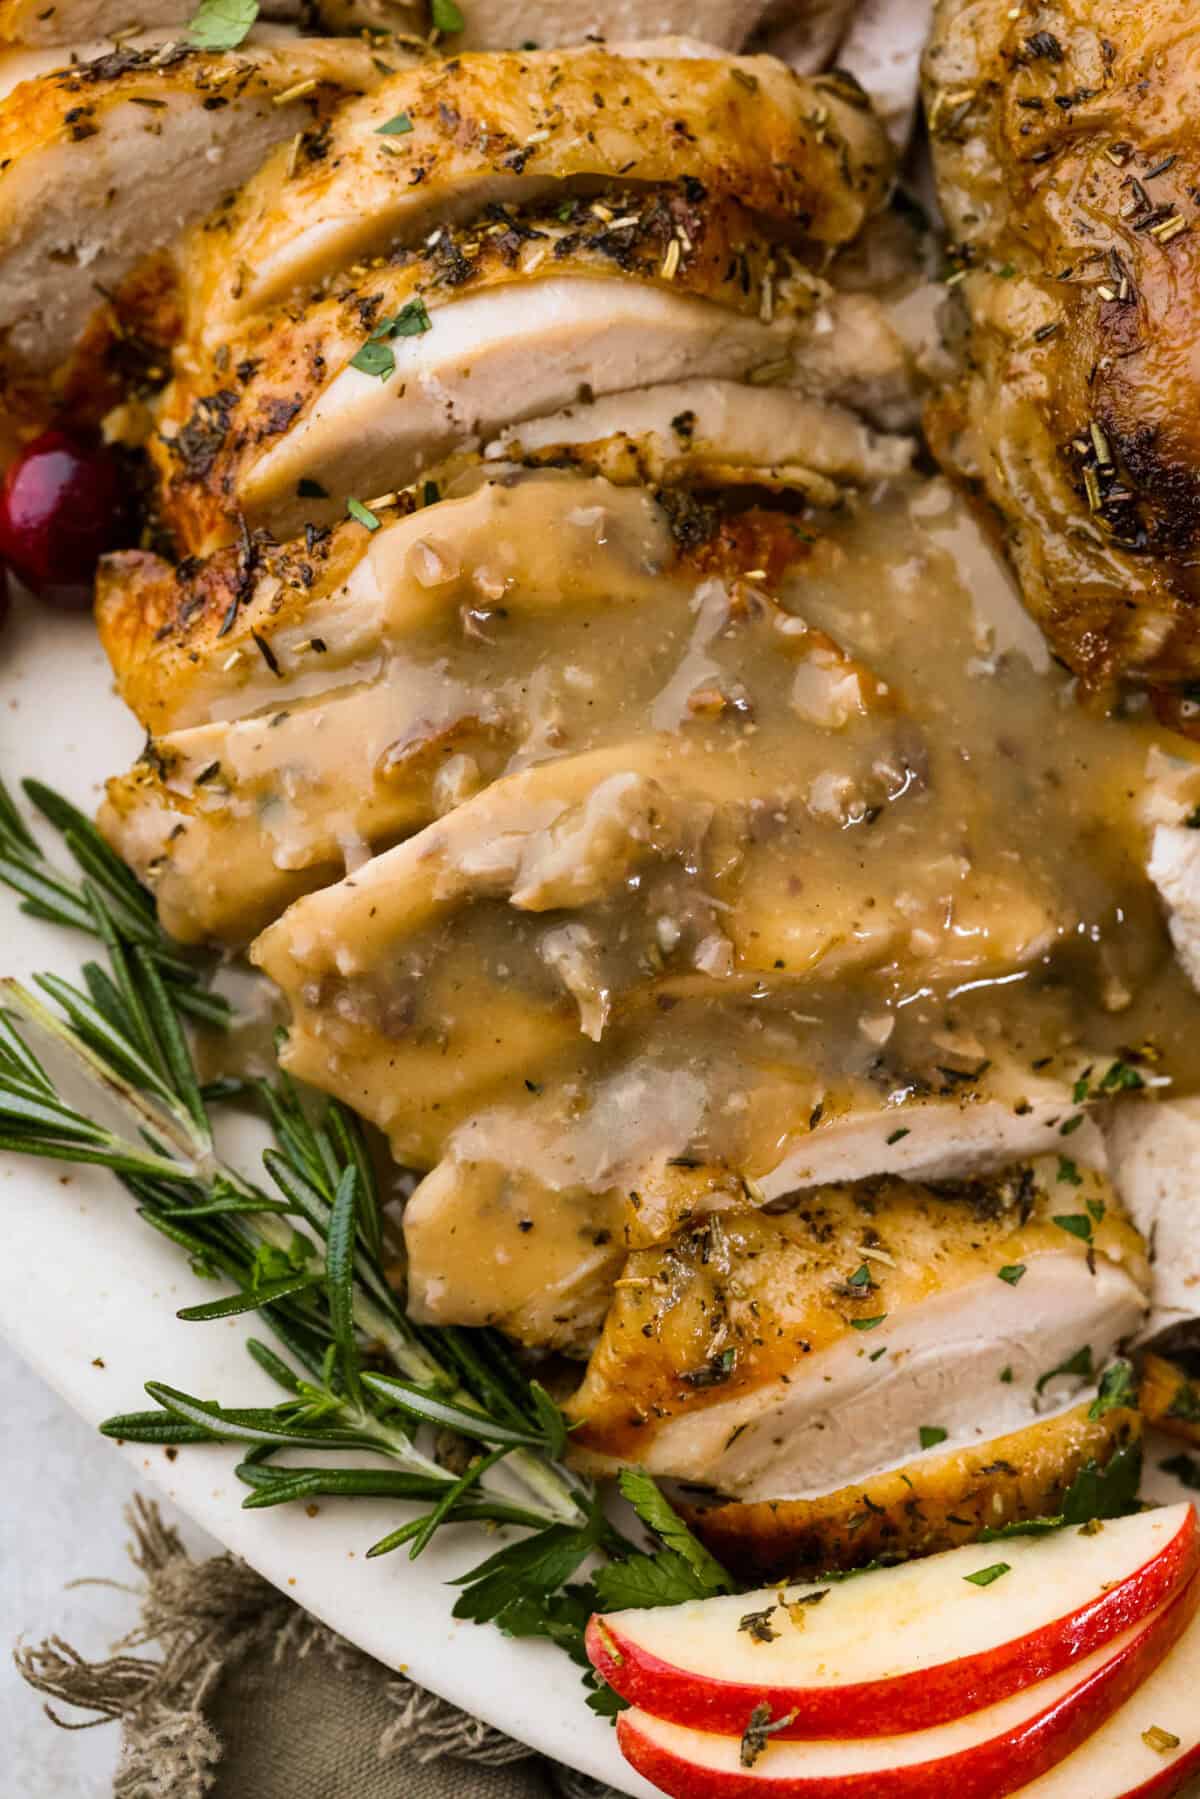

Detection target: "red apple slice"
[588, 1503, 1198, 1739]
[615, 1573, 1200, 1799]
[1011, 1582, 1200, 1797]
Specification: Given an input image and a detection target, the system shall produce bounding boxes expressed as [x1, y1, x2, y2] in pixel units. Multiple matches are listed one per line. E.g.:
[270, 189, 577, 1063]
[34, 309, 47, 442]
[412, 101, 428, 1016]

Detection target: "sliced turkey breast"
[251, 720, 1101, 1169]
[156, 186, 869, 550]
[683, 1399, 1142, 1581]
[164, 280, 912, 553]
[403, 1157, 627, 1356]
[1104, 1097, 1200, 1341]
[0, 39, 387, 439]
[107, 479, 881, 942]
[95, 472, 678, 735]
[566, 1160, 1149, 1499]
[489, 379, 914, 498]
[178, 46, 893, 340]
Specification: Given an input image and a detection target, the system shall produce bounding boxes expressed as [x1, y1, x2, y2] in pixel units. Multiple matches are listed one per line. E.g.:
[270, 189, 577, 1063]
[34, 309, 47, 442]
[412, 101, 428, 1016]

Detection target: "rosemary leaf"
[327, 1166, 363, 1408]
[176, 1272, 323, 1321]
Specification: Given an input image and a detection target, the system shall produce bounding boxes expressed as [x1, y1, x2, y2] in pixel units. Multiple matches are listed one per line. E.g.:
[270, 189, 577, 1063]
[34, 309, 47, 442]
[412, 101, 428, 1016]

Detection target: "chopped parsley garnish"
[738, 1605, 779, 1644]
[850, 1315, 887, 1332]
[919, 1426, 948, 1450]
[1086, 1196, 1106, 1224]
[1060, 1114, 1085, 1136]
[1142, 1726, 1181, 1755]
[375, 112, 413, 136]
[999, 1365, 1014, 1383]
[188, 0, 258, 49]
[1053, 1213, 1093, 1243]
[1167, 1378, 1200, 1424]
[1036, 1344, 1094, 1395]
[431, 0, 465, 31]
[1056, 1157, 1082, 1185]
[998, 1263, 1026, 1285]
[347, 497, 381, 531]
[350, 299, 433, 381]
[1089, 1359, 1136, 1420]
[886, 1127, 910, 1145]
[847, 1264, 873, 1290]
[964, 1562, 1011, 1588]
[1098, 1059, 1144, 1093]
[740, 1704, 798, 1769]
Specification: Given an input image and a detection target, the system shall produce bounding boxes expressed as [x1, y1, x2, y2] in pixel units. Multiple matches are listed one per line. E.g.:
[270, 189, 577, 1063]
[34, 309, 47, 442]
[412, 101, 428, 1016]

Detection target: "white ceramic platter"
[0, 587, 658, 1798]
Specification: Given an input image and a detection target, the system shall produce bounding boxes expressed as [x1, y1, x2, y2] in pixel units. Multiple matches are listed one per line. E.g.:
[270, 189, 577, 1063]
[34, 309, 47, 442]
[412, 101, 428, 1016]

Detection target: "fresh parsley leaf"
[999, 1365, 1014, 1382]
[1061, 1442, 1143, 1523]
[886, 1127, 910, 1144]
[1053, 1213, 1093, 1243]
[585, 1675, 630, 1718]
[1090, 1359, 1136, 1419]
[1099, 1059, 1144, 1093]
[964, 1562, 1011, 1587]
[1060, 1114, 1085, 1136]
[491, 1583, 594, 1664]
[1036, 1344, 1094, 1395]
[1056, 1156, 1082, 1185]
[375, 111, 413, 135]
[346, 498, 381, 531]
[451, 1513, 606, 1626]
[847, 1264, 872, 1290]
[188, 0, 258, 49]
[431, 0, 465, 31]
[390, 297, 432, 337]
[349, 340, 397, 380]
[998, 1264, 1026, 1285]
[617, 1468, 733, 1594]
[919, 1426, 948, 1450]
[1167, 1378, 1200, 1424]
[850, 1314, 887, 1331]
[593, 1548, 717, 1612]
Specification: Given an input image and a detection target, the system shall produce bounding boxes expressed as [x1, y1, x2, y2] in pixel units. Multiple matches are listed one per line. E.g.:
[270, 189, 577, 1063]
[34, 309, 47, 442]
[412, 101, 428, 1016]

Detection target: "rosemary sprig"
[0, 774, 737, 1688]
[0, 775, 584, 1537]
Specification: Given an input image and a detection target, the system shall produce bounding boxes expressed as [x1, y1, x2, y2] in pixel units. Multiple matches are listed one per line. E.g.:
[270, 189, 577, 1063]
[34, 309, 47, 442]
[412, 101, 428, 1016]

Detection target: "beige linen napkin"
[16, 1499, 621, 1799]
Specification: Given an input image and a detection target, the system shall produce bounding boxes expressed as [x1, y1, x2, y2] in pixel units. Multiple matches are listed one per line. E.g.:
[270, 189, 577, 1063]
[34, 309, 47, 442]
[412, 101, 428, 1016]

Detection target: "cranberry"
[0, 430, 126, 610]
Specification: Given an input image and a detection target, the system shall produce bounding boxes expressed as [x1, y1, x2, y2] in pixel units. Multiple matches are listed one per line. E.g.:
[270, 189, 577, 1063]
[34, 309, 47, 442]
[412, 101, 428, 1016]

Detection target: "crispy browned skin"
[179, 48, 893, 345]
[682, 1402, 1143, 1581]
[1141, 1350, 1200, 1446]
[924, 0, 1200, 690]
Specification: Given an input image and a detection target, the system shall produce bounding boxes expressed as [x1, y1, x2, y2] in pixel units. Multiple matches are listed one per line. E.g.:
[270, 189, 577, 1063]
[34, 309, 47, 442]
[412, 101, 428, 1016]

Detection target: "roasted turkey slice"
[177, 46, 893, 343]
[0, 38, 390, 444]
[565, 1160, 1149, 1497]
[489, 378, 914, 498]
[250, 724, 1092, 1167]
[682, 1399, 1142, 1580]
[157, 187, 914, 552]
[923, 0, 1200, 691]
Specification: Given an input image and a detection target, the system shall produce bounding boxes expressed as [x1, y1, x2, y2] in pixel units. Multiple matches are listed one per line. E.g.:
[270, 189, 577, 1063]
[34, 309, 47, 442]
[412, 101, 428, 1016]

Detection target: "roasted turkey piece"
[923, 0, 1200, 693]
[155, 186, 913, 554]
[175, 46, 892, 344]
[0, 38, 393, 448]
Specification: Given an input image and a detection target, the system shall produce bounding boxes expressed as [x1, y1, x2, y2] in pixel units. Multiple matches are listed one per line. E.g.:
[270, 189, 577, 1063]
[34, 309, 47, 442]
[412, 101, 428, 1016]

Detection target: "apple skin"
[615, 1574, 1200, 1799]
[589, 1506, 1199, 1740]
